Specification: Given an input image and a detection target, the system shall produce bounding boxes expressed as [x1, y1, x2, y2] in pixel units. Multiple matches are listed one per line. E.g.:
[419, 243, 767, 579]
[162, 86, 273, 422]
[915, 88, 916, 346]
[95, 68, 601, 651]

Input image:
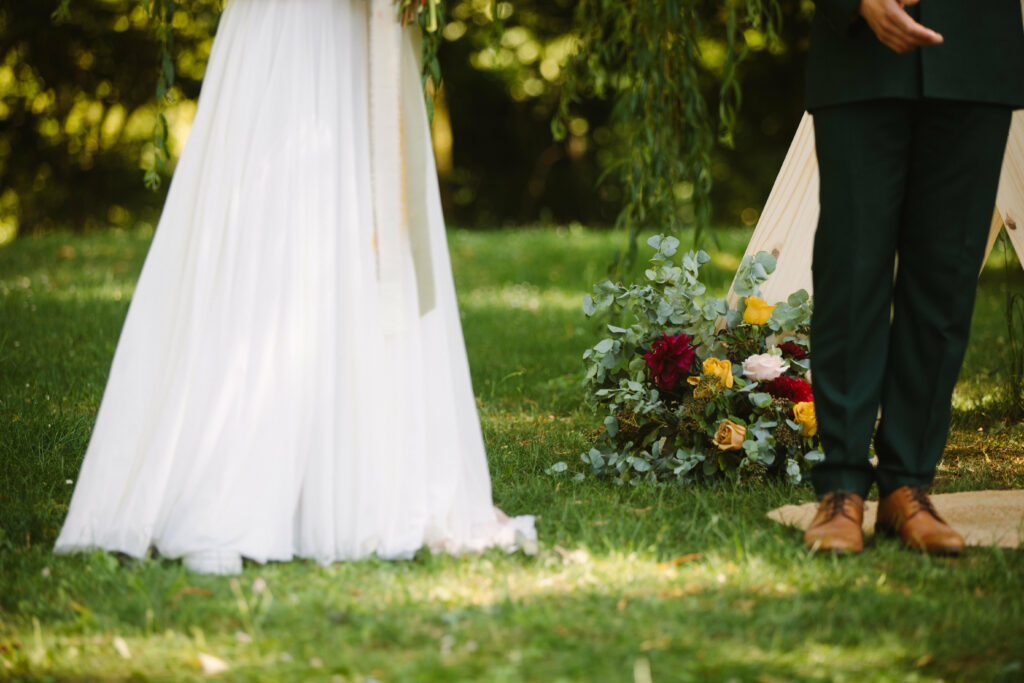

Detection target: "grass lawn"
[1, 225, 1023, 681]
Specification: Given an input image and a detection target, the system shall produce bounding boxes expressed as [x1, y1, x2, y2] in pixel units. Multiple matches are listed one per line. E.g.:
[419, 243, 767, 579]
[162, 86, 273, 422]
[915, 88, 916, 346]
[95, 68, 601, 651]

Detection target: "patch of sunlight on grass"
[951, 386, 1003, 412]
[461, 283, 582, 312]
[46, 283, 136, 303]
[750, 638, 921, 677]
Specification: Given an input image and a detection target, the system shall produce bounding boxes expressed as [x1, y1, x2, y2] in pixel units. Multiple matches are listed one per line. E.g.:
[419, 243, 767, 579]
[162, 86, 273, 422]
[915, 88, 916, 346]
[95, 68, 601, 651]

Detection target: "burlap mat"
[768, 490, 1024, 548]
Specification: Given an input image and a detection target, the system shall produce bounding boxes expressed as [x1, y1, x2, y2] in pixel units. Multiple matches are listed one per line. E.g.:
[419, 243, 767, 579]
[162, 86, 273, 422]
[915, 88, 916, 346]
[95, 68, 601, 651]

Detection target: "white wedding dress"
[54, 0, 535, 574]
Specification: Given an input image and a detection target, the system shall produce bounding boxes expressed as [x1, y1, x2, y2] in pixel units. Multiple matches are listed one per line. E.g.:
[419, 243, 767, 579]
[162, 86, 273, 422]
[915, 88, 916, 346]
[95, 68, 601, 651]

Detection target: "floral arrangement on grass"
[569, 235, 823, 485]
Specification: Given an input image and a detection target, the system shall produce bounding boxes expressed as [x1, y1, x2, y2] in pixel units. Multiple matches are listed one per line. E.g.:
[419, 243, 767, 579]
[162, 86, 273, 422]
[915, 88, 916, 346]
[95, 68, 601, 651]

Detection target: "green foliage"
[46, 0, 445, 194]
[6, 1, 812, 237]
[51, 0, 180, 191]
[0, 0, 224, 236]
[143, 0, 177, 190]
[560, 0, 783, 269]
[406, 0, 448, 123]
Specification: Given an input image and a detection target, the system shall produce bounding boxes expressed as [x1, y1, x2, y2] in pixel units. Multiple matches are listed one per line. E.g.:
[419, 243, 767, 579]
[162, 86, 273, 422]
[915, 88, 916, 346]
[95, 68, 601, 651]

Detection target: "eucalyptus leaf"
[632, 458, 651, 473]
[805, 449, 825, 463]
[582, 295, 597, 317]
[753, 251, 778, 273]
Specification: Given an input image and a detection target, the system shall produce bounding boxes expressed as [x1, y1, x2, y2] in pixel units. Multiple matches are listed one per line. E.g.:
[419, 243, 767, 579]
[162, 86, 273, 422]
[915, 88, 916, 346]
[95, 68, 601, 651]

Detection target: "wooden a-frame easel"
[728, 109, 1024, 306]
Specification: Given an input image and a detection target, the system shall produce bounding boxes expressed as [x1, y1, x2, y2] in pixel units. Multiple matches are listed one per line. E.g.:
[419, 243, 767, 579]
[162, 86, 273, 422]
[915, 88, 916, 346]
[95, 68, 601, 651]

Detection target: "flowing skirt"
[54, 0, 534, 573]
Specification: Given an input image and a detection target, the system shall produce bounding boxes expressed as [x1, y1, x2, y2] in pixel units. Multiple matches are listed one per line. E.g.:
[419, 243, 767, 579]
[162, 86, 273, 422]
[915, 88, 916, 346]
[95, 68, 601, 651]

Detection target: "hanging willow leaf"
[52, 0, 72, 21]
[142, 0, 177, 190]
[559, 0, 782, 272]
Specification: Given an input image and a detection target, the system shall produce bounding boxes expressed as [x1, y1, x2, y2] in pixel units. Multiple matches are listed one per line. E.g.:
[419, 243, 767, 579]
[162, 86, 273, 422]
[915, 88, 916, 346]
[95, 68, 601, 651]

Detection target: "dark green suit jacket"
[806, 0, 1024, 110]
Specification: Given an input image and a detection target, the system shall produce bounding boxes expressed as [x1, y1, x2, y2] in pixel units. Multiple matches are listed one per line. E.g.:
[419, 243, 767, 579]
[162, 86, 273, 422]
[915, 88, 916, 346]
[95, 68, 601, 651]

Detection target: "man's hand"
[859, 0, 943, 54]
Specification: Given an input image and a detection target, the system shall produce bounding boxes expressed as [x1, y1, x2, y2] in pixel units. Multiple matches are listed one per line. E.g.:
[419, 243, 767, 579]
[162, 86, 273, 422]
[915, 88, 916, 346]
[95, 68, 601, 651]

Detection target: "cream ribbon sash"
[368, 0, 436, 334]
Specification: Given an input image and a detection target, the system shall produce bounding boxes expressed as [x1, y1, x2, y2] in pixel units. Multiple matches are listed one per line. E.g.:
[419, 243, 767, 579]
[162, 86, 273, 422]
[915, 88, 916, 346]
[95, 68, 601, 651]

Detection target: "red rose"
[777, 341, 808, 361]
[643, 333, 698, 391]
[762, 376, 814, 403]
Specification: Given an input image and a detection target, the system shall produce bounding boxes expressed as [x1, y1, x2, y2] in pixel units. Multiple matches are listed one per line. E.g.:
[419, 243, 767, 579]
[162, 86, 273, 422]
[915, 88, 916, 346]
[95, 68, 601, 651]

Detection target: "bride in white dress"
[54, 0, 535, 575]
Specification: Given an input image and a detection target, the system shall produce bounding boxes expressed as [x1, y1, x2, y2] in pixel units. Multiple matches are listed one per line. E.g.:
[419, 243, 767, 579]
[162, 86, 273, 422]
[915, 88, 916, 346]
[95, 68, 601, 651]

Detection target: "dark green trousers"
[809, 99, 1012, 499]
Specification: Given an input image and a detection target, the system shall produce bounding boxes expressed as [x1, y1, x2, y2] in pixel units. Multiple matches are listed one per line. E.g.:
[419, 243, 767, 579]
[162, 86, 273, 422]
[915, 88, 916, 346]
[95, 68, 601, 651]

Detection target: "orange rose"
[712, 420, 746, 451]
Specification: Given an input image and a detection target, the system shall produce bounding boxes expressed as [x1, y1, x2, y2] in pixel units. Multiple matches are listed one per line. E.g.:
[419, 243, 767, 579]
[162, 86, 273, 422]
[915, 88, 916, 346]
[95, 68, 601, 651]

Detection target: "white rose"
[805, 369, 812, 384]
[742, 353, 790, 382]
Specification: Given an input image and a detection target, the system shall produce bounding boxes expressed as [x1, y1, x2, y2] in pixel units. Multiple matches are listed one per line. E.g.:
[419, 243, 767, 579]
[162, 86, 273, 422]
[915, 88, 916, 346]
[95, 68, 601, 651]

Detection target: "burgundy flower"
[762, 376, 814, 404]
[777, 341, 808, 361]
[643, 333, 698, 391]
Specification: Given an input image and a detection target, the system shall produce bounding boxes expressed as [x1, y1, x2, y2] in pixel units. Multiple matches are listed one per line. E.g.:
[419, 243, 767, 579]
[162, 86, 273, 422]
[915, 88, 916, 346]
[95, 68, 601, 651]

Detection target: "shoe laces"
[907, 486, 941, 521]
[824, 491, 856, 520]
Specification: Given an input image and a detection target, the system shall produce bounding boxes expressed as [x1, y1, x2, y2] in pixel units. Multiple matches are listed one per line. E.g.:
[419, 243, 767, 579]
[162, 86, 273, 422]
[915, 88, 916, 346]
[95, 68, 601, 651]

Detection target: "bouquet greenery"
[569, 235, 823, 486]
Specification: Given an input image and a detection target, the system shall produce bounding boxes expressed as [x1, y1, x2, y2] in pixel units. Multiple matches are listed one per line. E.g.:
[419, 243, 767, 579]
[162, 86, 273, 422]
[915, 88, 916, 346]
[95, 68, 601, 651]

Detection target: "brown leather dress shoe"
[803, 491, 864, 554]
[876, 486, 965, 555]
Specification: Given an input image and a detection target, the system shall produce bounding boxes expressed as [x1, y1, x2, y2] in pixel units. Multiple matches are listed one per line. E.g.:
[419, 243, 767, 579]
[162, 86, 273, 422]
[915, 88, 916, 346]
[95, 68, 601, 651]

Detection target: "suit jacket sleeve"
[815, 0, 862, 36]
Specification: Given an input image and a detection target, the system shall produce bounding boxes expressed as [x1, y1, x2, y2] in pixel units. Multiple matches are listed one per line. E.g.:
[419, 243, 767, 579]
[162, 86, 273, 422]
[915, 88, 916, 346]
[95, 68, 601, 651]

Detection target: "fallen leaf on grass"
[198, 653, 229, 675]
[657, 553, 701, 569]
[173, 586, 214, 607]
[112, 636, 131, 659]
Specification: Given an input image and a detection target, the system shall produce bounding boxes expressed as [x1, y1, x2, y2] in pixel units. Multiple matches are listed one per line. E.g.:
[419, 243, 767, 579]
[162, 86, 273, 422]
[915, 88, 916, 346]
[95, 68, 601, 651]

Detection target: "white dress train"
[54, 0, 535, 574]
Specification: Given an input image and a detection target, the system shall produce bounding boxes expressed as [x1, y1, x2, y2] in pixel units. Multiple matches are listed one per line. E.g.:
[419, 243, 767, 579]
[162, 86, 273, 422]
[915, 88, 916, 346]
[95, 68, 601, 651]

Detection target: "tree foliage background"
[0, 0, 813, 243]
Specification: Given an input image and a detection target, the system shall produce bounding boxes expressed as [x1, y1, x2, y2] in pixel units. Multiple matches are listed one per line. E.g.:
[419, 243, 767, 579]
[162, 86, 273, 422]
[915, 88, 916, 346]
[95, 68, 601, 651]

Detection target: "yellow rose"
[793, 401, 817, 437]
[743, 297, 776, 326]
[702, 357, 734, 389]
[712, 420, 747, 451]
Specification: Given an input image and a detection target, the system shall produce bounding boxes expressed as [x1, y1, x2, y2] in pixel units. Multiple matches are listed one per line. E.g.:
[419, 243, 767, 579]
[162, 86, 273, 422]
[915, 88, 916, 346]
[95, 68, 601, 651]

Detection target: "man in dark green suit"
[802, 0, 1024, 554]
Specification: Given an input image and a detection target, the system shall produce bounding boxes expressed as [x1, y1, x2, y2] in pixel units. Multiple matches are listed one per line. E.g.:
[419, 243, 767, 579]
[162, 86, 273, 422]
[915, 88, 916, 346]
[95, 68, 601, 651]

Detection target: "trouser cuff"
[810, 467, 874, 499]
[875, 470, 934, 499]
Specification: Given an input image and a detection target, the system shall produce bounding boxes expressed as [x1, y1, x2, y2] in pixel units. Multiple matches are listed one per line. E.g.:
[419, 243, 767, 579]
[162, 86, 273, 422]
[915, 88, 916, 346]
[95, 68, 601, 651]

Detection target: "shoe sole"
[874, 524, 964, 556]
[804, 541, 863, 555]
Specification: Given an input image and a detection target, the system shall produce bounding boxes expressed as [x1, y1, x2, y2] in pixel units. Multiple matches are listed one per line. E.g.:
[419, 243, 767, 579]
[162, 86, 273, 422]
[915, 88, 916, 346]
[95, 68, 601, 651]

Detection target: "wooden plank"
[992, 109, 1024, 266]
[984, 207, 1006, 271]
[730, 110, 1024, 305]
[726, 112, 818, 308]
